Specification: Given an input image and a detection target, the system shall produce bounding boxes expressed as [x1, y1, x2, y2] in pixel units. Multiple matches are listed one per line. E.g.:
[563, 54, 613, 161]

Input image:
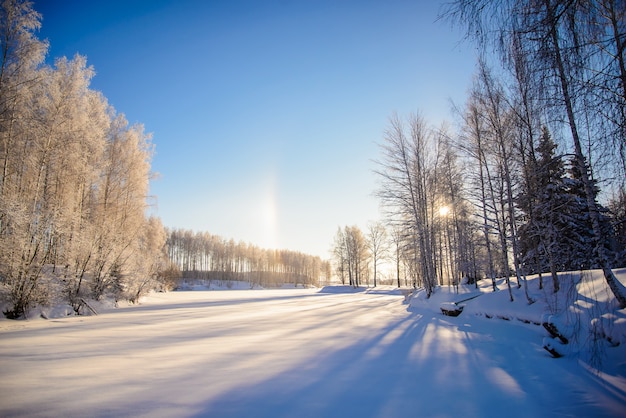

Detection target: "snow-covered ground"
[1, 273, 625, 417]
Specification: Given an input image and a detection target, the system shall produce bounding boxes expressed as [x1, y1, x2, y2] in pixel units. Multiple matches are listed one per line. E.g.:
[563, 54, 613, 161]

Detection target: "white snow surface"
[1, 272, 626, 417]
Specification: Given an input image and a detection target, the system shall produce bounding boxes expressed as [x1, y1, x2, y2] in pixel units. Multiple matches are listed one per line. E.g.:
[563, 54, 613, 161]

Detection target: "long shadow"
[190, 312, 429, 418]
[112, 291, 333, 314]
[186, 308, 626, 418]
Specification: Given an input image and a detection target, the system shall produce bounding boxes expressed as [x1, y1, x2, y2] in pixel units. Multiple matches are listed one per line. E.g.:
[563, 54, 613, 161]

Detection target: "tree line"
[0, 0, 176, 317]
[366, 0, 626, 305]
[167, 228, 331, 288]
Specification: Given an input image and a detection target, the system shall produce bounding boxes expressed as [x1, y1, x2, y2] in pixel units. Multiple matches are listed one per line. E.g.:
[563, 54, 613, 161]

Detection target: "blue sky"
[34, 0, 476, 259]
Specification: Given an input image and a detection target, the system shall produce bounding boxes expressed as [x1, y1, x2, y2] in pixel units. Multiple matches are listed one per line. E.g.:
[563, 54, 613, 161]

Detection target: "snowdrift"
[409, 269, 626, 369]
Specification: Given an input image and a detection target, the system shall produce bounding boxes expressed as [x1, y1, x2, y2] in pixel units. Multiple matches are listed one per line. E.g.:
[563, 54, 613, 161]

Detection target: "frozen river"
[1, 287, 623, 417]
[1, 288, 419, 417]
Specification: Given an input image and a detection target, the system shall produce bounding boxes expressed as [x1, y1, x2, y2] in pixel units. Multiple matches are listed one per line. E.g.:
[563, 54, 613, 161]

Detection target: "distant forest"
[166, 228, 331, 288]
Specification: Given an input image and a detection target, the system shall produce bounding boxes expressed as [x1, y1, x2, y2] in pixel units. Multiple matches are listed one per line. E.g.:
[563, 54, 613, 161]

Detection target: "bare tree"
[376, 113, 440, 297]
[435, 127, 480, 290]
[332, 227, 347, 285]
[476, 63, 534, 302]
[456, 83, 516, 299]
[166, 227, 329, 288]
[443, 0, 626, 307]
[388, 224, 407, 288]
[456, 94, 500, 292]
[367, 221, 387, 287]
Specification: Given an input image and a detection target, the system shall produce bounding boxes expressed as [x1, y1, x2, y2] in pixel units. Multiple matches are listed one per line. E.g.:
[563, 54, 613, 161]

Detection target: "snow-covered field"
[1, 273, 626, 417]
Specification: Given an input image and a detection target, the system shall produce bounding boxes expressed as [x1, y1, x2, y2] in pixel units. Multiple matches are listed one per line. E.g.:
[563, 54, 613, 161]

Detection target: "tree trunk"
[546, 0, 626, 307]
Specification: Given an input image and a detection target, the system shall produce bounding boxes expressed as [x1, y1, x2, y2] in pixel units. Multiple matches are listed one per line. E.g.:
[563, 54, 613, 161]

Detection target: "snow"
[1, 272, 626, 417]
[175, 279, 265, 291]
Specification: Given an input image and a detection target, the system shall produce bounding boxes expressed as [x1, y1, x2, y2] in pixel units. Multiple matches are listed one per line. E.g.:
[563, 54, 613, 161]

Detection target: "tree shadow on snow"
[191, 309, 626, 418]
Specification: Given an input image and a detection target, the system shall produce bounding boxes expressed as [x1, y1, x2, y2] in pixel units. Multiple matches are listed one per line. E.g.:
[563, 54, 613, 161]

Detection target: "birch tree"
[0, 1, 170, 316]
[367, 221, 387, 287]
[376, 113, 439, 297]
[387, 225, 404, 288]
[444, 0, 626, 307]
[0, 0, 48, 317]
[456, 95, 499, 292]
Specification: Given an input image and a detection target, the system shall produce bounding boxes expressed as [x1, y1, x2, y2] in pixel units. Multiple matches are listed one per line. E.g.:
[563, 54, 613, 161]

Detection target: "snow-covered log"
[440, 302, 464, 317]
[542, 338, 564, 358]
[541, 315, 569, 344]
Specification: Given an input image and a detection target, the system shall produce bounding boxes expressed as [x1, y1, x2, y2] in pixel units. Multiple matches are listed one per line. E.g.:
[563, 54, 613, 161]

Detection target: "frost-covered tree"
[87, 116, 153, 300]
[123, 216, 169, 303]
[0, 0, 49, 317]
[166, 227, 328, 287]
[518, 127, 618, 292]
[0, 1, 169, 317]
[332, 227, 347, 285]
[343, 226, 368, 288]
[607, 189, 626, 267]
[389, 225, 405, 288]
[564, 157, 616, 272]
[330, 226, 368, 288]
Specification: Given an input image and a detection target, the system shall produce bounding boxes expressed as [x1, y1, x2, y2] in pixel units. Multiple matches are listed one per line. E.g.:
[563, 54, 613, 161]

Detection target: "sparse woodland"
[359, 0, 626, 307]
[448, 0, 626, 308]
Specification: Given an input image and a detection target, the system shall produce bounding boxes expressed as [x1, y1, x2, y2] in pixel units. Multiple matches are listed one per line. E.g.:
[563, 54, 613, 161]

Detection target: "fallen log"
[440, 302, 464, 317]
[542, 337, 564, 358]
[542, 321, 568, 344]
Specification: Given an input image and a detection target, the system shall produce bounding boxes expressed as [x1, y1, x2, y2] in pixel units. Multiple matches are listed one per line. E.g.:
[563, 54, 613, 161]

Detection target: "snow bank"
[318, 285, 368, 294]
[176, 279, 264, 291]
[317, 285, 406, 295]
[409, 269, 626, 369]
[409, 285, 482, 313]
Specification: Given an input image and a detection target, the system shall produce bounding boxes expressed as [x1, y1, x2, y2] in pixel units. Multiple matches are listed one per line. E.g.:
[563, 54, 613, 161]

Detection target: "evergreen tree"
[518, 128, 619, 291]
[564, 158, 615, 271]
[518, 127, 570, 291]
[607, 190, 626, 268]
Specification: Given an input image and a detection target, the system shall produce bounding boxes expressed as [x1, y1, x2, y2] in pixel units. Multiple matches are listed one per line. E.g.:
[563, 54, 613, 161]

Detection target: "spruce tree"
[531, 128, 570, 291]
[564, 159, 615, 271]
[519, 128, 619, 292]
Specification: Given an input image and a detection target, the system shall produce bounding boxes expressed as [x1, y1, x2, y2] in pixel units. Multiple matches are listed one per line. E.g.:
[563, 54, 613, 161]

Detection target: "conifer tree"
[518, 128, 619, 291]
[564, 157, 615, 271]
[518, 127, 569, 291]
[607, 190, 626, 267]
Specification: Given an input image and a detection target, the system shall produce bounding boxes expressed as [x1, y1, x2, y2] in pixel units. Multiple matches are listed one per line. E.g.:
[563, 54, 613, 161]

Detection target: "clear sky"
[33, 0, 476, 259]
